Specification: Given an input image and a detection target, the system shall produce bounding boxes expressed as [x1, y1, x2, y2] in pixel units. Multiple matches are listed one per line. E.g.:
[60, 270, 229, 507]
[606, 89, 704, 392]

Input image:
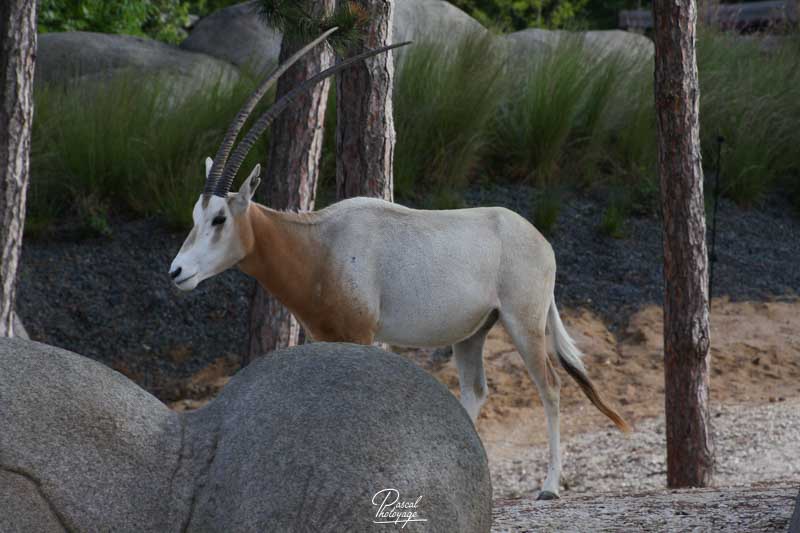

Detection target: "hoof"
[537, 490, 560, 501]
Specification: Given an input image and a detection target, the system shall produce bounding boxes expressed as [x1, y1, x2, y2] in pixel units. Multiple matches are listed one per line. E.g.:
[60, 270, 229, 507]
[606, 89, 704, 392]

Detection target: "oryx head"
[168, 159, 261, 290]
[169, 29, 410, 290]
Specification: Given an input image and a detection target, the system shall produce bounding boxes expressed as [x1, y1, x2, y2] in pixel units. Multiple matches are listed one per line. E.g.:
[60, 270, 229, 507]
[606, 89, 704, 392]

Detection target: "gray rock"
[503, 28, 653, 63]
[36, 31, 239, 89]
[0, 338, 492, 532]
[179, 0, 282, 74]
[583, 30, 654, 60]
[0, 338, 187, 532]
[179, 0, 488, 72]
[0, 470, 66, 532]
[12, 310, 27, 339]
[393, 0, 488, 44]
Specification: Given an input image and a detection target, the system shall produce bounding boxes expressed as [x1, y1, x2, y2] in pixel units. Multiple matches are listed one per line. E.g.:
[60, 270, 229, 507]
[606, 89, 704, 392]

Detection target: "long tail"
[548, 297, 632, 433]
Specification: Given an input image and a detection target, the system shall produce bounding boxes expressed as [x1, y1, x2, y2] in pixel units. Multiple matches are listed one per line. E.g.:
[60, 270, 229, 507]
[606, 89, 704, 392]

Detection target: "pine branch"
[258, 0, 370, 54]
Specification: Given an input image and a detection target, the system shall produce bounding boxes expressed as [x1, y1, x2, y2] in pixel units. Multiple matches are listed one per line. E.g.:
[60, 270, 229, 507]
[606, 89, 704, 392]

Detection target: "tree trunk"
[653, 0, 714, 487]
[0, 0, 36, 338]
[335, 0, 396, 202]
[246, 2, 334, 364]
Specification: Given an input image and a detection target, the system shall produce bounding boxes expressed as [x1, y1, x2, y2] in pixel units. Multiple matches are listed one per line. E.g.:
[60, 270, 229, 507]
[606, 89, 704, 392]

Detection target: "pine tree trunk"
[335, 0, 396, 202]
[246, 3, 334, 364]
[0, 0, 36, 338]
[653, 0, 714, 487]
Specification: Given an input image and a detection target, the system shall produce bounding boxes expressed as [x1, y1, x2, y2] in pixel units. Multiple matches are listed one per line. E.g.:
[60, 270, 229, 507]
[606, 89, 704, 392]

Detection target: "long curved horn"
[214, 41, 411, 196]
[203, 27, 339, 196]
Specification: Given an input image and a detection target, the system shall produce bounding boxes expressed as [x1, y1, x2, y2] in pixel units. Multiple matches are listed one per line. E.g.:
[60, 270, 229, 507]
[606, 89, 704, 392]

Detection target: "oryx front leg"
[453, 328, 490, 424]
[504, 320, 562, 500]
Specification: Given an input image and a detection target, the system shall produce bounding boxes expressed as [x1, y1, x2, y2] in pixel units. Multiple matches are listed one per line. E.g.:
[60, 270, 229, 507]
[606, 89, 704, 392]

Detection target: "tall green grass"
[698, 31, 800, 205]
[28, 29, 800, 235]
[494, 34, 655, 187]
[30, 72, 270, 232]
[393, 32, 505, 200]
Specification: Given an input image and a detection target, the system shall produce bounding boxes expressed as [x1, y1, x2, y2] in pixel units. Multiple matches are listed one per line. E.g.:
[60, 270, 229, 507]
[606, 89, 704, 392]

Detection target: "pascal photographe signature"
[372, 488, 428, 527]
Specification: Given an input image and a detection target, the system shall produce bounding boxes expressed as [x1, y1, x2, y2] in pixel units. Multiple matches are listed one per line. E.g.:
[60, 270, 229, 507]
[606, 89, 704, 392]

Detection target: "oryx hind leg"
[453, 310, 498, 424]
[502, 312, 562, 500]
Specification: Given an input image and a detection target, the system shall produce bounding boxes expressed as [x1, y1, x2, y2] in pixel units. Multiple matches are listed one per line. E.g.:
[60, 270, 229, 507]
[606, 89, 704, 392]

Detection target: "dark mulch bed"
[17, 188, 799, 400]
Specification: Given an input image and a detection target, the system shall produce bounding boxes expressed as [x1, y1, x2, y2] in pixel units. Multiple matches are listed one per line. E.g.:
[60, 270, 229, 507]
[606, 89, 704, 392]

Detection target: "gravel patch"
[17, 190, 800, 397]
[17, 218, 253, 394]
[491, 484, 797, 532]
[487, 399, 800, 499]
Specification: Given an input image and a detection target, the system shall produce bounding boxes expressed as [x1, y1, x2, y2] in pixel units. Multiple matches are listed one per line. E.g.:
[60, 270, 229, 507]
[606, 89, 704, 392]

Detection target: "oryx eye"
[212, 215, 226, 226]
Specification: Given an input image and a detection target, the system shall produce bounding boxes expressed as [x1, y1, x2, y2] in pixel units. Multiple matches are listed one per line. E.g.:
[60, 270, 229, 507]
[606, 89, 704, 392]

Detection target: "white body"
[312, 198, 555, 347]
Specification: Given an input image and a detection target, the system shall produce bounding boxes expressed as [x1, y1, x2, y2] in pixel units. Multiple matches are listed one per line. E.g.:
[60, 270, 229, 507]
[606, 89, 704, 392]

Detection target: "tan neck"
[236, 203, 320, 318]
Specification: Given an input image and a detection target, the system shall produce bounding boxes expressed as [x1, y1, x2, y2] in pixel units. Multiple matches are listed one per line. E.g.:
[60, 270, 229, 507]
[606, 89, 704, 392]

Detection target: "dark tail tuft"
[557, 352, 632, 433]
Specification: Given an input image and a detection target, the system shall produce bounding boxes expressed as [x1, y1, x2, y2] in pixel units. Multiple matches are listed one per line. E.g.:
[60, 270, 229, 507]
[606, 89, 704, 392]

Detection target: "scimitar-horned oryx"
[169, 29, 631, 500]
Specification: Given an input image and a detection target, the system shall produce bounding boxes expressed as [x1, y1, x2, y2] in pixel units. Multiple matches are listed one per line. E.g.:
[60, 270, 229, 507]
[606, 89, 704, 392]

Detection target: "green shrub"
[532, 188, 562, 234]
[38, 0, 241, 44]
[598, 204, 626, 238]
[30, 73, 270, 232]
[598, 187, 630, 238]
[393, 31, 504, 200]
[450, 0, 646, 30]
[450, 0, 591, 31]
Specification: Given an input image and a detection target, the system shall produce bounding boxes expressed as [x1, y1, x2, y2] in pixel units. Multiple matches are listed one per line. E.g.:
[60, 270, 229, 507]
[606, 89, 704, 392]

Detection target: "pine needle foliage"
[258, 0, 369, 53]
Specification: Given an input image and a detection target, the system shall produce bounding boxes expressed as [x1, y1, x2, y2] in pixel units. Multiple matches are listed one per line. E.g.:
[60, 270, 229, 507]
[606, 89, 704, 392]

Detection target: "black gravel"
[17, 188, 799, 399]
[466, 185, 799, 326]
[18, 219, 252, 396]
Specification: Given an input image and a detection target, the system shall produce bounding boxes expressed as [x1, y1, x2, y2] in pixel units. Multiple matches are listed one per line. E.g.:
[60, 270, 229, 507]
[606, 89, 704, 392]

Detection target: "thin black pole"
[708, 136, 724, 300]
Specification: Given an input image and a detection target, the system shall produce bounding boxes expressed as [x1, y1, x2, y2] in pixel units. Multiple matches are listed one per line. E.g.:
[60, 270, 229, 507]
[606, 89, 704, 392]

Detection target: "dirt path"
[487, 399, 800, 499]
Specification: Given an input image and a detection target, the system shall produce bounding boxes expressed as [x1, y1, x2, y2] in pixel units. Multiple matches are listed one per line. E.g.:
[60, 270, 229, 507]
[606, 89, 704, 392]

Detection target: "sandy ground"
[414, 297, 800, 499]
[171, 297, 800, 517]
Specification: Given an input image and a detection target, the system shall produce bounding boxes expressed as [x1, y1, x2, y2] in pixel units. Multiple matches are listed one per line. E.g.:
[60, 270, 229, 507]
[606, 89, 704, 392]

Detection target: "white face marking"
[168, 160, 260, 291]
[169, 195, 245, 291]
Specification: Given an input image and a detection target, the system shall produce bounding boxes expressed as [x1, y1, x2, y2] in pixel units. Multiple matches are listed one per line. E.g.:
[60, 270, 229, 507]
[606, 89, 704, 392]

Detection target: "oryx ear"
[239, 164, 261, 198]
[229, 164, 261, 214]
[205, 157, 213, 179]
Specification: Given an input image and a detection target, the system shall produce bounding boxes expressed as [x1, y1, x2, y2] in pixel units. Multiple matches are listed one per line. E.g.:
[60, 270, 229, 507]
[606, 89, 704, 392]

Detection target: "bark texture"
[335, 0, 396, 202]
[0, 0, 36, 338]
[246, 2, 334, 363]
[653, 0, 714, 487]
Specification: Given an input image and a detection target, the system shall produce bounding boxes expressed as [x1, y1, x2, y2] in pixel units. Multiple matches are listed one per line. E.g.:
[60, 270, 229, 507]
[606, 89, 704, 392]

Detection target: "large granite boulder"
[503, 28, 654, 63]
[179, 0, 282, 74]
[393, 0, 488, 44]
[0, 338, 492, 532]
[36, 31, 240, 88]
[179, 0, 488, 72]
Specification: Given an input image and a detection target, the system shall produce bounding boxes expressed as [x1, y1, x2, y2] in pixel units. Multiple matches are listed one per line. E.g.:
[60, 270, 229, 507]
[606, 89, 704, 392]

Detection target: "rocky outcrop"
[179, 0, 282, 74]
[36, 31, 239, 88]
[179, 0, 488, 72]
[503, 28, 654, 62]
[393, 0, 488, 44]
[0, 338, 492, 532]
